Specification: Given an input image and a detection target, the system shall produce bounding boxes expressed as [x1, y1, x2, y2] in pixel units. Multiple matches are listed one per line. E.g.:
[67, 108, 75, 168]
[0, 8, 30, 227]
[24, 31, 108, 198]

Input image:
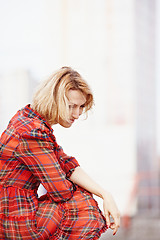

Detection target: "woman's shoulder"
[6, 106, 52, 140]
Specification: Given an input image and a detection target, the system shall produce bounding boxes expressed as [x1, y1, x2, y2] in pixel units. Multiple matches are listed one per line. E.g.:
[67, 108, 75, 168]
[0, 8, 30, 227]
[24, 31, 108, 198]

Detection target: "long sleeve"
[55, 144, 80, 178]
[17, 128, 76, 202]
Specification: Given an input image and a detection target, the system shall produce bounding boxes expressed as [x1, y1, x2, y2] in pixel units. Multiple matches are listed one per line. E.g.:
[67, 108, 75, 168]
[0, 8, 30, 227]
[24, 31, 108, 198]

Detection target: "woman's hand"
[70, 167, 120, 235]
[102, 191, 120, 235]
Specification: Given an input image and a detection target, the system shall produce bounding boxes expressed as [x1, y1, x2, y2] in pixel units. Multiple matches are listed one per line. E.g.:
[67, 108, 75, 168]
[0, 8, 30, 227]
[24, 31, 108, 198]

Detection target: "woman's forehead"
[67, 90, 86, 105]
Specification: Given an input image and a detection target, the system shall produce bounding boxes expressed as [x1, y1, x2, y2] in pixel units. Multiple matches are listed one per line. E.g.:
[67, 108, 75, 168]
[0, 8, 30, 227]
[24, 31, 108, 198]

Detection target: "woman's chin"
[59, 121, 73, 128]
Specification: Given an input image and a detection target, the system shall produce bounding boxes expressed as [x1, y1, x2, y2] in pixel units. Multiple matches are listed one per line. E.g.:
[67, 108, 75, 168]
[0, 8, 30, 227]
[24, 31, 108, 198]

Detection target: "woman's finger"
[110, 213, 120, 235]
[113, 227, 119, 235]
[113, 211, 121, 228]
[104, 212, 111, 228]
[109, 223, 118, 235]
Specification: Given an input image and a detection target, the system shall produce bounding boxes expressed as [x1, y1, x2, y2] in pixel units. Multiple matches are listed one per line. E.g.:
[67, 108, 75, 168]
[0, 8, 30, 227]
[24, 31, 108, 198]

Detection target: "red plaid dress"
[0, 105, 107, 239]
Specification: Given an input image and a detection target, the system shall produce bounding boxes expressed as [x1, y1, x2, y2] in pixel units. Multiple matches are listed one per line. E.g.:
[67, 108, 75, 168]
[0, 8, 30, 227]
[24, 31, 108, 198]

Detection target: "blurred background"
[0, 0, 160, 239]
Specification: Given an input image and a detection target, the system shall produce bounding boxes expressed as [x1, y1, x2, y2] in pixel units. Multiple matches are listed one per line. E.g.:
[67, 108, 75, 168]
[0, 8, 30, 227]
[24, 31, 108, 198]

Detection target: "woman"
[0, 67, 120, 239]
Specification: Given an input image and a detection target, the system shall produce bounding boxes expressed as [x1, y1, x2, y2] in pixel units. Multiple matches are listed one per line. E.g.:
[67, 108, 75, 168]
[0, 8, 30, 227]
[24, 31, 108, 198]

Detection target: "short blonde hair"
[32, 67, 94, 125]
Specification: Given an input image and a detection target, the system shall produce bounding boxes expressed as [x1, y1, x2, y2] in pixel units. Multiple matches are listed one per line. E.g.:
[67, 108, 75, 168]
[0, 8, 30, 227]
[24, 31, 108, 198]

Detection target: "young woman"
[0, 67, 120, 239]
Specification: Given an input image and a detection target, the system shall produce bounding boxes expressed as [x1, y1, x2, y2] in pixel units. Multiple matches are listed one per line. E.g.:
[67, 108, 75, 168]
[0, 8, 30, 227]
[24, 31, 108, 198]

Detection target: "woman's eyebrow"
[69, 102, 85, 107]
[69, 102, 76, 105]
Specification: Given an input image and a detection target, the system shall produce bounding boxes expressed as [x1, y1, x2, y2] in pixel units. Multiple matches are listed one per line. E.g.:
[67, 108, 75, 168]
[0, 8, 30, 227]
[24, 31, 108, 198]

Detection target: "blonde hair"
[32, 67, 94, 125]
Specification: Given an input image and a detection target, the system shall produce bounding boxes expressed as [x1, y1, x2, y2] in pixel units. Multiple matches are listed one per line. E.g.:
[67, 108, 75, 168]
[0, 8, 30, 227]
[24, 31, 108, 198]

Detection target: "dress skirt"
[0, 186, 107, 240]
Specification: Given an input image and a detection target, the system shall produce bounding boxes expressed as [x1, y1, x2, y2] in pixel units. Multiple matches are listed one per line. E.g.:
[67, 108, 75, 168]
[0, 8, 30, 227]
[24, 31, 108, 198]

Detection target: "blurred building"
[135, 0, 160, 215]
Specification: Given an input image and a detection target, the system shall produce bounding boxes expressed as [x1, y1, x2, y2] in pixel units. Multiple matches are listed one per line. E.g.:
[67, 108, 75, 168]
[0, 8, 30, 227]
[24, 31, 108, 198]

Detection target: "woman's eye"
[69, 105, 74, 109]
[80, 105, 85, 108]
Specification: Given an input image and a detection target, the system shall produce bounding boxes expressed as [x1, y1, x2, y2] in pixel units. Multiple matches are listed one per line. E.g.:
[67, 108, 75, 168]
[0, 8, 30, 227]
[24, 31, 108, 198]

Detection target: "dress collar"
[22, 104, 53, 132]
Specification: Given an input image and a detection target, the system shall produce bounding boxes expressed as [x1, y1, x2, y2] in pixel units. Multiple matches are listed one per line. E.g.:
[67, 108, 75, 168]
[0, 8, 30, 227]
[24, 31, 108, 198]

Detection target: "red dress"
[0, 104, 107, 239]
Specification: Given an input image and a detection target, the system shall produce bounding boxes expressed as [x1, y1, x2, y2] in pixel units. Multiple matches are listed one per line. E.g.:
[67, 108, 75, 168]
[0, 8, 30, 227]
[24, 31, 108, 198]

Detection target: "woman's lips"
[70, 119, 75, 124]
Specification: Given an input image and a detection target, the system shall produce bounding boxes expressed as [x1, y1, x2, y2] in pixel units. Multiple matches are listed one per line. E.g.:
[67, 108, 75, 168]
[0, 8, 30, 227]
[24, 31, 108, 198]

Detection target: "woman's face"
[59, 89, 86, 128]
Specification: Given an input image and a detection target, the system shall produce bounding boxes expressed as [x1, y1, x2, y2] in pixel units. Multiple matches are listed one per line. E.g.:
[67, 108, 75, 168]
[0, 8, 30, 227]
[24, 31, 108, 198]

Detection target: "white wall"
[0, 0, 144, 216]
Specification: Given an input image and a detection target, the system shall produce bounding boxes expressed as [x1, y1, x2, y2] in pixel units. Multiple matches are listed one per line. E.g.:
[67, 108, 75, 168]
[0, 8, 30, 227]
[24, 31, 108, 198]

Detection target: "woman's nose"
[72, 108, 81, 119]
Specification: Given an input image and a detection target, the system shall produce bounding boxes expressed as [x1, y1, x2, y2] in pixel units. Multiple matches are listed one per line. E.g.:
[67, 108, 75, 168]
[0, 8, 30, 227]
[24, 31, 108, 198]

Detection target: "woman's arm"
[18, 132, 76, 202]
[55, 143, 80, 177]
[70, 166, 120, 235]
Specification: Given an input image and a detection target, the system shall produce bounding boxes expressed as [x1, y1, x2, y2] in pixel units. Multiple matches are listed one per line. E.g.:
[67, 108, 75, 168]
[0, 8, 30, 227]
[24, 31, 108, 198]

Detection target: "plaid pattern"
[0, 105, 107, 239]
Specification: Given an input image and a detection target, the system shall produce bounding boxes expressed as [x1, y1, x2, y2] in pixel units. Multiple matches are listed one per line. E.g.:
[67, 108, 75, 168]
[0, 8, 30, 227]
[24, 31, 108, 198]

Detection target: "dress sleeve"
[17, 129, 76, 202]
[55, 144, 80, 178]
